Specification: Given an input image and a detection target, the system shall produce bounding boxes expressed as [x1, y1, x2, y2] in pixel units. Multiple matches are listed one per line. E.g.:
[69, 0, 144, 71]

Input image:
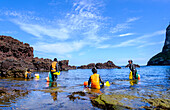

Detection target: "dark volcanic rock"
[32, 57, 52, 71]
[96, 61, 121, 69]
[58, 60, 76, 71]
[0, 35, 33, 61]
[147, 25, 170, 65]
[78, 61, 121, 69]
[163, 25, 170, 52]
[77, 63, 95, 69]
[0, 35, 75, 78]
[68, 65, 77, 70]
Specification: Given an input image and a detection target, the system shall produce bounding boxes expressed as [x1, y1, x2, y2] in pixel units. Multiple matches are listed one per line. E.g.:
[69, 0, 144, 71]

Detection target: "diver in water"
[25, 69, 33, 79]
[50, 58, 59, 81]
[88, 67, 104, 89]
[126, 60, 140, 80]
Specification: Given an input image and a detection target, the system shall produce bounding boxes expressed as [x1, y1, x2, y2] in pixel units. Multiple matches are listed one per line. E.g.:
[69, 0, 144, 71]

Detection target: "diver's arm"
[134, 64, 140, 68]
[56, 63, 59, 71]
[88, 77, 91, 87]
[50, 65, 52, 71]
[99, 76, 104, 85]
[125, 64, 129, 68]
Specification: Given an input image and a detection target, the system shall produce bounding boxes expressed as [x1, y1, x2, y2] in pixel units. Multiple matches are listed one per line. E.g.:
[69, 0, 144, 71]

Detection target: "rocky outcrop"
[147, 25, 170, 65]
[58, 60, 76, 71]
[0, 35, 76, 78]
[77, 63, 95, 69]
[0, 36, 34, 61]
[77, 61, 121, 69]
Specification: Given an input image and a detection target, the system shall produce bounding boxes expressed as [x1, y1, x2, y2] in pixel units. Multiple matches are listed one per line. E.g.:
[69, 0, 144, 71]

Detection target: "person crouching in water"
[126, 60, 140, 80]
[88, 67, 104, 89]
[50, 58, 59, 81]
[25, 69, 33, 79]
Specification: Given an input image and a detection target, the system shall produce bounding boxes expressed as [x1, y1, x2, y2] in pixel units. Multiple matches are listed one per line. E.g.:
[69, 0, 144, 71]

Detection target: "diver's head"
[27, 68, 31, 72]
[128, 60, 133, 64]
[92, 67, 97, 74]
[54, 58, 57, 61]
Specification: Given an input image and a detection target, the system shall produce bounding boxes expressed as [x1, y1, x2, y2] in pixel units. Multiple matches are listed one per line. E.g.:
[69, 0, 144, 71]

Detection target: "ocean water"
[0, 66, 170, 109]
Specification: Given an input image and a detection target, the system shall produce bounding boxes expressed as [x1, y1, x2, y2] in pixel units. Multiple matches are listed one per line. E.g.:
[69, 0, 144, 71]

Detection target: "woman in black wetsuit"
[126, 60, 140, 79]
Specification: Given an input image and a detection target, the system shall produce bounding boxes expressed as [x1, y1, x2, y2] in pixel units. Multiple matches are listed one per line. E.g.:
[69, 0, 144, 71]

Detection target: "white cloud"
[97, 44, 111, 49]
[137, 41, 164, 48]
[0, 0, 110, 57]
[126, 17, 140, 23]
[13, 21, 69, 40]
[119, 33, 135, 37]
[33, 40, 86, 55]
[112, 30, 165, 48]
[4, 11, 23, 18]
[1, 1, 146, 59]
[79, 52, 86, 56]
[1, 31, 18, 34]
[110, 17, 140, 34]
[110, 23, 129, 34]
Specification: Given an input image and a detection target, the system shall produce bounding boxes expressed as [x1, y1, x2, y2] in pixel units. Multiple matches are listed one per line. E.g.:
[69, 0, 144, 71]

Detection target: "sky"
[0, 0, 170, 66]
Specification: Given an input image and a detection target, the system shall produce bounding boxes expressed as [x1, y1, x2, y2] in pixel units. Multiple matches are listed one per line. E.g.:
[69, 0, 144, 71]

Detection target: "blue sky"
[0, 0, 170, 66]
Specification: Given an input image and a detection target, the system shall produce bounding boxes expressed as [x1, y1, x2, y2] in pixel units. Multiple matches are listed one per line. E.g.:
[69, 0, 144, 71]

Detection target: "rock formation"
[0, 35, 76, 78]
[77, 61, 121, 69]
[147, 25, 170, 65]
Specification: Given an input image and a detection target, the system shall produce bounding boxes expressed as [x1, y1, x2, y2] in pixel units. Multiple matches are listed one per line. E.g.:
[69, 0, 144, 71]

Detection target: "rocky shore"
[0, 35, 120, 78]
[0, 35, 76, 78]
[147, 25, 170, 65]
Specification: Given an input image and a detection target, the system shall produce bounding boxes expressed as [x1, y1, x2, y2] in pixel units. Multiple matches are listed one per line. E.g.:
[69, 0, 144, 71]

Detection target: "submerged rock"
[91, 94, 137, 109]
[91, 93, 170, 109]
[147, 24, 170, 65]
[142, 98, 170, 109]
[0, 87, 29, 104]
[67, 91, 87, 101]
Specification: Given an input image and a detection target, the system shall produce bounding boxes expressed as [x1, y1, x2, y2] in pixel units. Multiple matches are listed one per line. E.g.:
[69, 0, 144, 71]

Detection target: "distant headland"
[147, 24, 170, 65]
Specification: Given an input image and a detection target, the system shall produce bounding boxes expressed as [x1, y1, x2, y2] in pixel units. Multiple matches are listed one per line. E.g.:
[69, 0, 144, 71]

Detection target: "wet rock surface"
[78, 60, 121, 69]
[91, 94, 137, 109]
[142, 98, 170, 109]
[148, 25, 170, 65]
[67, 91, 87, 101]
[91, 93, 170, 109]
[0, 87, 29, 105]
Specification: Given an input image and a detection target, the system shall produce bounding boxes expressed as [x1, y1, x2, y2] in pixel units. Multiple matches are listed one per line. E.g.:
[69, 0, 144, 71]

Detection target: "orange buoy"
[138, 74, 140, 80]
[46, 77, 50, 82]
[84, 81, 88, 87]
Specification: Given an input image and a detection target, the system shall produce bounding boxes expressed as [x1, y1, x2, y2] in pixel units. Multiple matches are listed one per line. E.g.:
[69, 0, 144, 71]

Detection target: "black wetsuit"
[126, 63, 137, 79]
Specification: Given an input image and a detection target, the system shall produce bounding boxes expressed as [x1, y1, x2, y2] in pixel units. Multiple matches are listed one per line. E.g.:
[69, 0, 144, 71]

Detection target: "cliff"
[77, 60, 121, 69]
[147, 25, 170, 65]
[0, 35, 76, 78]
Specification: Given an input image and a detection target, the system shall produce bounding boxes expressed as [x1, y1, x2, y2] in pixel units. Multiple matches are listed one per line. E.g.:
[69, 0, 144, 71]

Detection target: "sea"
[0, 66, 169, 109]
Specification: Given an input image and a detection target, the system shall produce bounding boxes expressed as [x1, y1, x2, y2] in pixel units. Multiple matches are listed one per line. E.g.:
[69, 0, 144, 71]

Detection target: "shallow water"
[0, 66, 170, 109]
